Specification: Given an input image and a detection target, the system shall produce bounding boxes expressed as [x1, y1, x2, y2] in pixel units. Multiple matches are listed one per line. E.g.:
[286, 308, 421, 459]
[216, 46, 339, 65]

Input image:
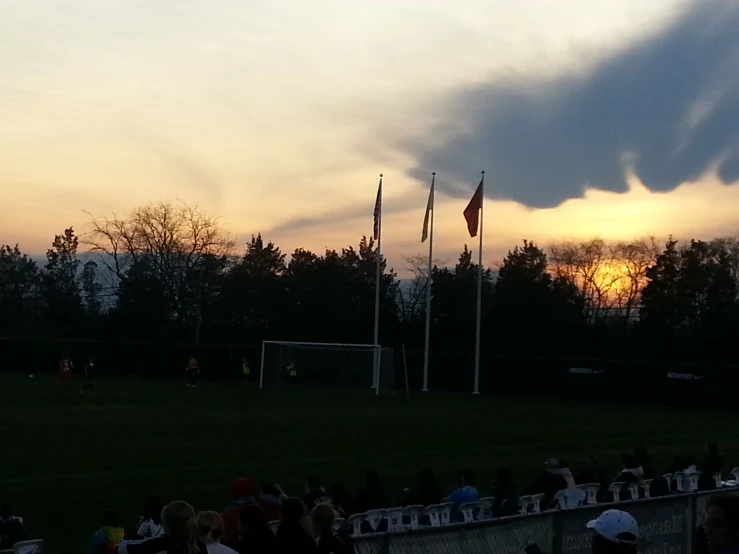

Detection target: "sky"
[2, 0, 739, 273]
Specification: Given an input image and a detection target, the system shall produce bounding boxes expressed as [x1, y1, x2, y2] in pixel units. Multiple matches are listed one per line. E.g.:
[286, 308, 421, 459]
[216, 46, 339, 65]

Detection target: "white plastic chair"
[457, 502, 477, 523]
[672, 471, 686, 493]
[345, 512, 366, 536]
[364, 509, 385, 532]
[607, 482, 626, 503]
[713, 473, 723, 488]
[518, 495, 532, 513]
[726, 468, 739, 488]
[641, 479, 654, 499]
[424, 502, 454, 527]
[551, 488, 586, 510]
[476, 497, 494, 520]
[12, 541, 43, 554]
[627, 482, 640, 501]
[683, 472, 700, 492]
[403, 505, 424, 529]
[530, 493, 546, 513]
[385, 507, 405, 532]
[577, 483, 600, 505]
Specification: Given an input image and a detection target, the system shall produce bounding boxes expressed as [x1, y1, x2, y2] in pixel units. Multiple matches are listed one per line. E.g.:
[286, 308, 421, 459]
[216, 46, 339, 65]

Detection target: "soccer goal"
[259, 341, 396, 394]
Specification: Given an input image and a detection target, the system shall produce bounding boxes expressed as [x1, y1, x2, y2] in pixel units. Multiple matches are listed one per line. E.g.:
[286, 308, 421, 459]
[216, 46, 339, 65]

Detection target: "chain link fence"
[353, 489, 732, 554]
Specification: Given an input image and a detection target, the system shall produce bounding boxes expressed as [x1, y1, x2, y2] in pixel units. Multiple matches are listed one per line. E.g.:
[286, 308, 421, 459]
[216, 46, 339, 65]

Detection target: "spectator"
[88, 509, 125, 554]
[405, 468, 441, 508]
[135, 495, 165, 539]
[527, 459, 570, 510]
[575, 457, 609, 501]
[303, 476, 332, 512]
[490, 468, 518, 518]
[0, 503, 28, 549]
[124, 500, 207, 554]
[447, 469, 479, 505]
[223, 478, 258, 545]
[258, 483, 284, 523]
[704, 495, 739, 553]
[587, 509, 639, 554]
[354, 471, 390, 513]
[700, 443, 725, 491]
[615, 454, 643, 483]
[633, 446, 654, 479]
[312, 504, 354, 554]
[275, 498, 316, 554]
[197, 511, 238, 554]
[684, 456, 698, 475]
[330, 484, 354, 517]
[610, 454, 642, 501]
[234, 505, 276, 554]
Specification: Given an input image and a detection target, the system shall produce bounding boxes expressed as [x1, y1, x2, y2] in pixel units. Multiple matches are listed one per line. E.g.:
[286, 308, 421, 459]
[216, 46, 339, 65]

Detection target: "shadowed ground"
[1, 372, 734, 554]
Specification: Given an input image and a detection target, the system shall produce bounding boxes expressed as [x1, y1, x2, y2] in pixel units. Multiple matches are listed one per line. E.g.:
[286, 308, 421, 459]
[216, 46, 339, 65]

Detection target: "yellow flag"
[421, 174, 435, 243]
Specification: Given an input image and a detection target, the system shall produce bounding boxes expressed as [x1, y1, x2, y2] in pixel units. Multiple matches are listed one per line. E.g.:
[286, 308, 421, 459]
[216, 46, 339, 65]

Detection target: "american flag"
[373, 175, 382, 241]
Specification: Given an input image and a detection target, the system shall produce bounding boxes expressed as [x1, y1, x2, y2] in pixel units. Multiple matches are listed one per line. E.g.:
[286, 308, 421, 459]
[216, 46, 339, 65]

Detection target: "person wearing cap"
[222, 478, 257, 545]
[587, 509, 639, 554]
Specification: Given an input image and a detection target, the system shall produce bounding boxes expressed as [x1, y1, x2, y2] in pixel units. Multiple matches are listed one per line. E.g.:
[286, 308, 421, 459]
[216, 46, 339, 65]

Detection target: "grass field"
[2, 371, 738, 554]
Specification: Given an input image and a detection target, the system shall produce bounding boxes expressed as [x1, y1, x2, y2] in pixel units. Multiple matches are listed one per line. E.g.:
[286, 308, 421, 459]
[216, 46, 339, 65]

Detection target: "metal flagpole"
[373, 174, 383, 394]
[422, 172, 435, 392]
[473, 170, 485, 395]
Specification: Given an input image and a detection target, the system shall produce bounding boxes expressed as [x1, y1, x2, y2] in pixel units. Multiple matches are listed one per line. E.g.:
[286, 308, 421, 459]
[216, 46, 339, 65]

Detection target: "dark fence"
[1, 336, 738, 407]
[355, 489, 725, 554]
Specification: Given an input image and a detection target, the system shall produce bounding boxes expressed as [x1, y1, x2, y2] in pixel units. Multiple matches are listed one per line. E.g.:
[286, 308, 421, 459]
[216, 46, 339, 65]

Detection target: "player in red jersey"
[58, 353, 73, 395]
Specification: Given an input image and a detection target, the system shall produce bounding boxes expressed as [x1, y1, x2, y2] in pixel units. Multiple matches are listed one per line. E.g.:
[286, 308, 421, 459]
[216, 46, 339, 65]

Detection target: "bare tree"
[610, 237, 660, 321]
[85, 201, 235, 321]
[549, 237, 659, 323]
[396, 255, 445, 324]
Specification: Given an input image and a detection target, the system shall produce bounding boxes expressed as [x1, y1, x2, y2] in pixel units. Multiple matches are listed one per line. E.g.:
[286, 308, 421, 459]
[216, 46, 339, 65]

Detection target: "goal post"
[259, 341, 396, 393]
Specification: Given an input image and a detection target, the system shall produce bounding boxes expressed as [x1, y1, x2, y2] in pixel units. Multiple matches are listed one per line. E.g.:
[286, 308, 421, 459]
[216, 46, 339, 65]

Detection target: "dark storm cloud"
[404, 2, 739, 208]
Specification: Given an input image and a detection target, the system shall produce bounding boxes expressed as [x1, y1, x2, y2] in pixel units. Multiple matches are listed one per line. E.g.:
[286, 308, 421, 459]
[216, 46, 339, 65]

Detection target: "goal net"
[259, 341, 395, 393]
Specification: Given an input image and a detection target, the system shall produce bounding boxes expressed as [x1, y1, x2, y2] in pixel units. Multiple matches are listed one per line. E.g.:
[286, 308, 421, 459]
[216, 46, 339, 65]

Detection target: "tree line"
[2, 201, 739, 368]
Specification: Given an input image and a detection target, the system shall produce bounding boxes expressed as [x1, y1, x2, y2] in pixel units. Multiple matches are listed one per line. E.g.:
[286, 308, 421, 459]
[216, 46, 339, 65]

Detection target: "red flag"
[463, 178, 484, 237]
[373, 176, 382, 240]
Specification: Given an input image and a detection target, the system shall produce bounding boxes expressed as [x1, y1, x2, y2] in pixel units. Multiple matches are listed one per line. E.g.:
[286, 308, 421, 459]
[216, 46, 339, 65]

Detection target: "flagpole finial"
[481, 170, 485, 175]
[380, 173, 383, 178]
[432, 171, 436, 176]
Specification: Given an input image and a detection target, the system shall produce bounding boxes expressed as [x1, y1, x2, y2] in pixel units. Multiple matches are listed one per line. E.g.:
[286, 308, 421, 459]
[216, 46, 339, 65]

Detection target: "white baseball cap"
[587, 509, 640, 545]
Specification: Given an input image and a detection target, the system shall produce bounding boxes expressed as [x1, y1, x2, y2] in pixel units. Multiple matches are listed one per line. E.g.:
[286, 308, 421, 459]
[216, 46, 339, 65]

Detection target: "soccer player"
[186, 356, 199, 387]
[58, 353, 73, 395]
[242, 357, 250, 383]
[287, 360, 296, 382]
[82, 356, 96, 395]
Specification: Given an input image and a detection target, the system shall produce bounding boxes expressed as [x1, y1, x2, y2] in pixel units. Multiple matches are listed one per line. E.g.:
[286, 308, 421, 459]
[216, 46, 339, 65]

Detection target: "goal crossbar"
[261, 340, 379, 349]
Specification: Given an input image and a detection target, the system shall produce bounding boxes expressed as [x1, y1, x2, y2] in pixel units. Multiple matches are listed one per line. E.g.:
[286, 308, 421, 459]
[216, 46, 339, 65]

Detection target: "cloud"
[116, 129, 225, 202]
[403, 1, 739, 208]
[266, 189, 421, 236]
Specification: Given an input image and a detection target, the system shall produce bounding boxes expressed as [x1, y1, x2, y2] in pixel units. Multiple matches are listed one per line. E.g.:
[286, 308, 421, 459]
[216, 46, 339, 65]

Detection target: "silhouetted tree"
[219, 234, 286, 343]
[638, 239, 737, 362]
[86, 202, 234, 326]
[0, 244, 40, 334]
[42, 228, 84, 334]
[80, 261, 103, 317]
[492, 240, 585, 355]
